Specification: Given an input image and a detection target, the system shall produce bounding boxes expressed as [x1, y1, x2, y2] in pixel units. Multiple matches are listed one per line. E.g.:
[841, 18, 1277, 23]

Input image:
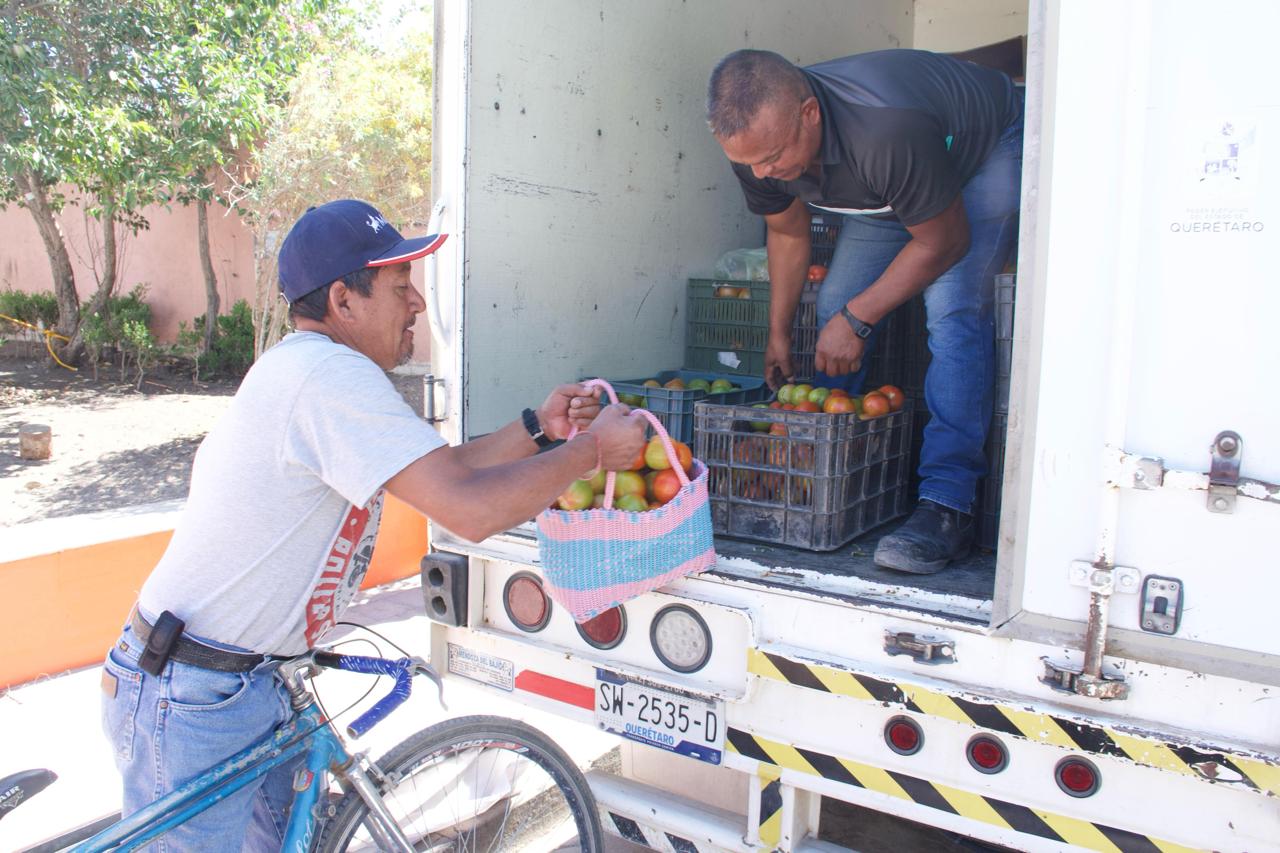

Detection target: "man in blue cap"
[98, 199, 647, 849]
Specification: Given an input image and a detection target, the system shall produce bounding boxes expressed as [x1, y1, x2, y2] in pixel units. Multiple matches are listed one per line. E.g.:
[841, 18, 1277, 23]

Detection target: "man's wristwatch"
[521, 408, 553, 448]
[840, 306, 874, 340]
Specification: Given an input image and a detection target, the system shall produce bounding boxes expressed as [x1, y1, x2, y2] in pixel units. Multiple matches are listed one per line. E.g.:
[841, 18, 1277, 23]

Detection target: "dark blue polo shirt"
[731, 49, 1018, 226]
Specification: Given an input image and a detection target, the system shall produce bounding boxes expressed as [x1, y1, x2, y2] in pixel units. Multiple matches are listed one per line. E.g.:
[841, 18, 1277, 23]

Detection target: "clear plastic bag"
[713, 247, 769, 281]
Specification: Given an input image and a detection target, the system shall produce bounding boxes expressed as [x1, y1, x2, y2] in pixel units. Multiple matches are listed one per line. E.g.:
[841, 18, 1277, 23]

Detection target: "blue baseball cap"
[277, 199, 448, 302]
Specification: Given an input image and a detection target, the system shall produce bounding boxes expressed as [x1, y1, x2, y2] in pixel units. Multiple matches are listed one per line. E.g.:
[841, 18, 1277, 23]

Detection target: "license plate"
[594, 668, 724, 764]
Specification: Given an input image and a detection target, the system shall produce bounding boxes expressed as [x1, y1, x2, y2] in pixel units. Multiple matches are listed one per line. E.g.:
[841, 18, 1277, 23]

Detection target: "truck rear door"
[996, 0, 1280, 684]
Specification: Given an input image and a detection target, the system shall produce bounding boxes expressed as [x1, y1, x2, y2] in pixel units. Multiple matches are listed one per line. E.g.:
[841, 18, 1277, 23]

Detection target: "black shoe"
[874, 500, 974, 575]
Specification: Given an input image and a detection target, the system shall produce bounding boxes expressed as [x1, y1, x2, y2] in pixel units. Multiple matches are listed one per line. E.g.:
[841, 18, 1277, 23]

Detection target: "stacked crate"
[861, 273, 1017, 550]
[601, 369, 769, 444]
[694, 402, 913, 551]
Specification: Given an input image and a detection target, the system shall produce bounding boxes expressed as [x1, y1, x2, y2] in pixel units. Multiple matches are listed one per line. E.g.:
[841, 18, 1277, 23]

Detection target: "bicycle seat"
[0, 769, 57, 821]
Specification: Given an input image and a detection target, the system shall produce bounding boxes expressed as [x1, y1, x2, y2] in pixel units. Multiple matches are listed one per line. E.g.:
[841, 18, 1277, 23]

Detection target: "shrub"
[0, 289, 59, 329]
[181, 299, 255, 379]
[79, 285, 156, 381]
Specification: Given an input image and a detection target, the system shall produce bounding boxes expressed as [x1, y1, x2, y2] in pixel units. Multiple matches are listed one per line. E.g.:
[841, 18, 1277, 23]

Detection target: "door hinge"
[423, 374, 448, 424]
[1112, 430, 1280, 512]
[1207, 430, 1242, 513]
[884, 631, 956, 665]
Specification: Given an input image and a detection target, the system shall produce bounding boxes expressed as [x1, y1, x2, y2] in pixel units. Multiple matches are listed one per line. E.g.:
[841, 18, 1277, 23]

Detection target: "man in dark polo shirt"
[706, 49, 1023, 574]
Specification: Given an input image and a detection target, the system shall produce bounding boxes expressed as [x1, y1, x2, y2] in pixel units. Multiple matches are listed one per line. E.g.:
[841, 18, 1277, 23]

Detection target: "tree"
[231, 4, 434, 357]
[0, 0, 335, 364]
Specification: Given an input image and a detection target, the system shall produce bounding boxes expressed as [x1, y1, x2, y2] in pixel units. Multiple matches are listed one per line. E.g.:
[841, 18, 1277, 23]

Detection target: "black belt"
[129, 610, 265, 673]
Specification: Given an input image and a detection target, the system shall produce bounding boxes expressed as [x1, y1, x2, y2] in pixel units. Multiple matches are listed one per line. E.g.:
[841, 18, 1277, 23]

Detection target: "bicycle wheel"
[317, 715, 605, 852]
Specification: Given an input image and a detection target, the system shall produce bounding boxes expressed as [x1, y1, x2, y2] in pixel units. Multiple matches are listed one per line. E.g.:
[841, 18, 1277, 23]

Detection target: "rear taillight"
[966, 735, 1008, 773]
[1055, 756, 1101, 797]
[577, 606, 627, 650]
[503, 572, 551, 632]
[884, 716, 923, 756]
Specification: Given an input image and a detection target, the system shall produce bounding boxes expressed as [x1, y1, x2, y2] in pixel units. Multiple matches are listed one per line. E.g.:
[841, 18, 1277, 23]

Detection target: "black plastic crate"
[994, 273, 1016, 413]
[694, 402, 913, 551]
[976, 412, 1009, 550]
[685, 279, 819, 379]
[809, 211, 842, 268]
[863, 295, 928, 396]
[603, 369, 769, 444]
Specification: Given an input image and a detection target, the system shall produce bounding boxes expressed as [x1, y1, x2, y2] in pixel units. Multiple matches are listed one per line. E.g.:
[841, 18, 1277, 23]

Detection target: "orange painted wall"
[1, 192, 436, 360]
[0, 495, 429, 689]
[0, 192, 257, 344]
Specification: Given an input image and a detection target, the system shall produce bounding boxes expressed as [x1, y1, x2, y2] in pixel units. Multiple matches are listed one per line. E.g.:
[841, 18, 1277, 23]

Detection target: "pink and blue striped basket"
[536, 379, 718, 623]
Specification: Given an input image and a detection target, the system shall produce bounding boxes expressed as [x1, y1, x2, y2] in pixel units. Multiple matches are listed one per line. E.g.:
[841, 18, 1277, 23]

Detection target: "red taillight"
[577, 606, 626, 650]
[966, 735, 1008, 774]
[503, 573, 551, 632]
[1055, 757, 1101, 797]
[884, 717, 923, 755]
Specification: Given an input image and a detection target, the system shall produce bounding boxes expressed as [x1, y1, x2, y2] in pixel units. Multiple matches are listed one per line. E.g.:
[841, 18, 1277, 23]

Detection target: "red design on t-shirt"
[305, 491, 385, 647]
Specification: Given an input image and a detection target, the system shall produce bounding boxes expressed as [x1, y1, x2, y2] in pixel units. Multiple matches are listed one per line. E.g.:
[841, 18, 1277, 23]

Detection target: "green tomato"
[687, 378, 712, 392]
[710, 378, 734, 394]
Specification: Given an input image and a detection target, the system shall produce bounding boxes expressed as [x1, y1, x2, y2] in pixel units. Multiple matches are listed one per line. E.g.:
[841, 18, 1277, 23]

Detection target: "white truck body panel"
[426, 0, 1280, 849]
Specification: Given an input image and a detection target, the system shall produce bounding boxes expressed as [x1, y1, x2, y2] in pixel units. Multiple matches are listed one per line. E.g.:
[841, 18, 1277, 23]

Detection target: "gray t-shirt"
[139, 332, 447, 655]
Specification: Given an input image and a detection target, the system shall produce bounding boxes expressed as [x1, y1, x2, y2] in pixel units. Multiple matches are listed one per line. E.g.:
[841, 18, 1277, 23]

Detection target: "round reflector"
[576, 606, 627, 650]
[650, 605, 712, 673]
[966, 735, 1008, 774]
[503, 572, 551, 632]
[1055, 756, 1101, 797]
[883, 716, 923, 756]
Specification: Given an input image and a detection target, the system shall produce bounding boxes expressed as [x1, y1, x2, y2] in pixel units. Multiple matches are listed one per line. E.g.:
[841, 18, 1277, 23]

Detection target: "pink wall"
[0, 193, 432, 362]
[0, 192, 255, 343]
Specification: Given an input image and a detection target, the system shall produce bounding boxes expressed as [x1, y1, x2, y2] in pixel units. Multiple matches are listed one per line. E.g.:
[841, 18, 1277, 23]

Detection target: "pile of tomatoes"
[554, 435, 696, 513]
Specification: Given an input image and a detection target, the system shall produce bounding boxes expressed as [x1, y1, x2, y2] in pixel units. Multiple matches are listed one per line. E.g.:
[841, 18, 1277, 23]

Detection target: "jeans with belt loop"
[100, 621, 301, 851]
[814, 97, 1024, 514]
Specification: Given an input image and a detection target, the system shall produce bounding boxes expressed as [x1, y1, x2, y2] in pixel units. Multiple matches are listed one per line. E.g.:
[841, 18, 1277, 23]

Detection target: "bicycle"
[2, 650, 605, 852]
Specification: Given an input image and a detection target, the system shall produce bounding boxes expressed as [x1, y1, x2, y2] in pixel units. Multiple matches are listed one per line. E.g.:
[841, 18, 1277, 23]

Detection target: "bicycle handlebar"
[313, 652, 445, 738]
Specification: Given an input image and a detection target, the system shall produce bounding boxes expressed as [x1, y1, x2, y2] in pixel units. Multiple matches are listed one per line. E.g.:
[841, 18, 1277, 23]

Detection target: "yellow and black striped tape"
[730, 728, 1199, 853]
[757, 764, 783, 848]
[748, 648, 1280, 798]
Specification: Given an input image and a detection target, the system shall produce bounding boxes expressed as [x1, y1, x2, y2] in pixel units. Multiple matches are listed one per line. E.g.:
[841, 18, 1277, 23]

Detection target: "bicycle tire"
[316, 715, 605, 852]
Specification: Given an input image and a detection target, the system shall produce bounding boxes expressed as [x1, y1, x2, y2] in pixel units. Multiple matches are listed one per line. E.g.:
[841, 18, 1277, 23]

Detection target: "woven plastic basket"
[536, 379, 717, 622]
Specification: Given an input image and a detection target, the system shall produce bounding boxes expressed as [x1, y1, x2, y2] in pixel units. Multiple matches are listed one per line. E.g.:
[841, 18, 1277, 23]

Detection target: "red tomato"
[861, 391, 891, 418]
[807, 264, 827, 283]
[793, 400, 820, 412]
[652, 468, 683, 505]
[877, 384, 905, 412]
[823, 395, 858, 414]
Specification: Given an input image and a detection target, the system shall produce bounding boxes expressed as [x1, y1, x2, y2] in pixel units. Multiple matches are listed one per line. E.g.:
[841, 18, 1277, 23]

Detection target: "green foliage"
[0, 0, 348, 350]
[0, 289, 60, 328]
[184, 300, 255, 378]
[79, 285, 154, 373]
[239, 4, 434, 354]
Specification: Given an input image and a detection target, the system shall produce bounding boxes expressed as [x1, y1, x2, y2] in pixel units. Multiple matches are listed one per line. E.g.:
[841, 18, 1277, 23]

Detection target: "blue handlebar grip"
[334, 655, 415, 738]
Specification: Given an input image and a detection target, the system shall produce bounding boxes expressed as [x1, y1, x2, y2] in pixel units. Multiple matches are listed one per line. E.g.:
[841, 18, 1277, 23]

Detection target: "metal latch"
[1040, 658, 1128, 699]
[1139, 575, 1184, 635]
[884, 631, 955, 665]
[1207, 431, 1242, 513]
[423, 374, 447, 424]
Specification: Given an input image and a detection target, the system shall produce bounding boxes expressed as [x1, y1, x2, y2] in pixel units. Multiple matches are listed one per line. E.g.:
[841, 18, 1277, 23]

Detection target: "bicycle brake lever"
[409, 657, 447, 711]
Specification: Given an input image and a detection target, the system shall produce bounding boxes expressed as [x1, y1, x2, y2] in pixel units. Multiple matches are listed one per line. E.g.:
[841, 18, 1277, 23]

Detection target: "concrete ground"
[0, 579, 647, 852]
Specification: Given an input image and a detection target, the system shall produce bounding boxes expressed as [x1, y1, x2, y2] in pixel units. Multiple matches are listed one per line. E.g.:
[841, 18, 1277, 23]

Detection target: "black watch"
[840, 306, 874, 339]
[521, 408, 553, 448]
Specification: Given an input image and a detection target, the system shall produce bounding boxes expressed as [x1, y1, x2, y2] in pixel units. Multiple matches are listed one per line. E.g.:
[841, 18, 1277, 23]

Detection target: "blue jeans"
[101, 622, 300, 851]
[815, 101, 1023, 514]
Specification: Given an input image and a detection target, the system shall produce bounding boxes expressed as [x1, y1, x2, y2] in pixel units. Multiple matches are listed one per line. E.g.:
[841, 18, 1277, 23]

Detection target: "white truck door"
[997, 0, 1280, 684]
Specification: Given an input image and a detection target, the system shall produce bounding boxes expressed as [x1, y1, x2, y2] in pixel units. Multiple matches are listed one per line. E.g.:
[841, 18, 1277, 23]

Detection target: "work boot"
[873, 499, 974, 575]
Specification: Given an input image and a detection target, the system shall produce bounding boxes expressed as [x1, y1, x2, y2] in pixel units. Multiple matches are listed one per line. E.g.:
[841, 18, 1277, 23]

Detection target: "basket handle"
[568, 378, 692, 509]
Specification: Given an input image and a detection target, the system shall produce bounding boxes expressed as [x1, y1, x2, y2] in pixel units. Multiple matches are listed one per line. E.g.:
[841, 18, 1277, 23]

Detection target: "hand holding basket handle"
[571, 378, 691, 509]
[537, 377, 718, 623]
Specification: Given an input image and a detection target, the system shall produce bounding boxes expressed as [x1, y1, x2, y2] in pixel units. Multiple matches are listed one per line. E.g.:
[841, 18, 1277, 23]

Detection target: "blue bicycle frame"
[72, 652, 439, 852]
